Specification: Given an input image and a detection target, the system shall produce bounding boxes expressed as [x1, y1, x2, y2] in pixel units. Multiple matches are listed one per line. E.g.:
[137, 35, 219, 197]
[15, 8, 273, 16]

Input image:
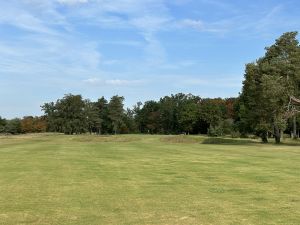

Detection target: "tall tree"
[58, 94, 87, 134]
[108, 95, 125, 134]
[240, 32, 300, 143]
[139, 101, 161, 134]
[198, 98, 224, 132]
[85, 100, 101, 134]
[42, 94, 87, 134]
[41, 102, 59, 132]
[177, 94, 199, 134]
[95, 97, 109, 134]
[132, 101, 143, 133]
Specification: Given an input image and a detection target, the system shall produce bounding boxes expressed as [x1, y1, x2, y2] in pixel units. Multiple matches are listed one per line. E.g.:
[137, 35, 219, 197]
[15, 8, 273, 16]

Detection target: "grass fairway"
[0, 134, 299, 225]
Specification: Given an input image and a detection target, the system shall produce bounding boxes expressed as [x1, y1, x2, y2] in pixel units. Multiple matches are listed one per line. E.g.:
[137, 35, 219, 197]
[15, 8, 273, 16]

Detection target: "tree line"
[1, 32, 300, 143]
[41, 94, 238, 136]
[0, 116, 47, 134]
[0, 94, 237, 136]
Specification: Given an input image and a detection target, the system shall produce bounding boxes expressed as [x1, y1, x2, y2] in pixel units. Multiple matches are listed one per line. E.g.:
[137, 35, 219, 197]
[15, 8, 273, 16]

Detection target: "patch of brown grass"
[73, 135, 142, 143]
[160, 135, 202, 144]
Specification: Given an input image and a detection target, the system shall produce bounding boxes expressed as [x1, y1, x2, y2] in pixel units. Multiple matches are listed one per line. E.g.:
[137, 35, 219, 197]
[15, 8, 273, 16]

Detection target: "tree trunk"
[293, 116, 297, 139]
[274, 125, 281, 144]
[261, 131, 268, 143]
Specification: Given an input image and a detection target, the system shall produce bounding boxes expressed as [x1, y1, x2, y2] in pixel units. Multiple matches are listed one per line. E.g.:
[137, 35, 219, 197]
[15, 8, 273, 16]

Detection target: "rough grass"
[160, 135, 203, 143]
[0, 134, 299, 225]
[202, 137, 259, 145]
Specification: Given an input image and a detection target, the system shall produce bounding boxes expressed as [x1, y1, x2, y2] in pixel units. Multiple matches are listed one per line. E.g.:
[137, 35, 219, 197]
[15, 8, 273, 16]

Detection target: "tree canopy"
[239, 31, 300, 143]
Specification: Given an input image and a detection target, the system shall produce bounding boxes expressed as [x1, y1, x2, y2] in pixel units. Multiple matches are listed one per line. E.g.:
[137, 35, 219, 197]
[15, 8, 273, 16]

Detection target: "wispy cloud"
[176, 18, 227, 33]
[84, 78, 144, 86]
[0, 7, 57, 35]
[1, 0, 300, 118]
[57, 0, 89, 5]
[179, 19, 204, 30]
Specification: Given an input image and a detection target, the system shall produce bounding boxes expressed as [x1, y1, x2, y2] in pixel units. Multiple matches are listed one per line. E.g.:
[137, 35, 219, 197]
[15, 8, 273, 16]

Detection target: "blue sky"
[1, 0, 300, 118]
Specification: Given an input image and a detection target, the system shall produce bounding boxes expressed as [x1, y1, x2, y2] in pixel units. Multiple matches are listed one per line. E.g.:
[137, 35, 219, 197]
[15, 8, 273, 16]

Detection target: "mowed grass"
[0, 134, 299, 225]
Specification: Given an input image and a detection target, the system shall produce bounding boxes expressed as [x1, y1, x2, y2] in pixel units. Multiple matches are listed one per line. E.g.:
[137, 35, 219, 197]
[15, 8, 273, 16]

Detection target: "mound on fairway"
[0, 134, 299, 225]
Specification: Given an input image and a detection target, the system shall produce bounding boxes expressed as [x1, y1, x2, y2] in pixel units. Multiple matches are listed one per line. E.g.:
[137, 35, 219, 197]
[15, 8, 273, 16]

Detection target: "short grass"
[0, 134, 299, 225]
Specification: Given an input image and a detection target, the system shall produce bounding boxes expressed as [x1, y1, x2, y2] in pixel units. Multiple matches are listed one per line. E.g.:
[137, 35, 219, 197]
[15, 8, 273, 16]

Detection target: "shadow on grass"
[276, 140, 300, 146]
[202, 137, 300, 146]
[202, 137, 257, 145]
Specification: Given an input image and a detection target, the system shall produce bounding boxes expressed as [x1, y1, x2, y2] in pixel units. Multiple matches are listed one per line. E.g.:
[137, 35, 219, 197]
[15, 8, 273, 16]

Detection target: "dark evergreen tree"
[108, 95, 125, 134]
[95, 97, 110, 134]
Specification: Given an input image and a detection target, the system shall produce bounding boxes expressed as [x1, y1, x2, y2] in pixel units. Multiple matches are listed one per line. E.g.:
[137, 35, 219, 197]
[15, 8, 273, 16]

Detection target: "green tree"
[159, 94, 182, 134]
[42, 94, 87, 134]
[108, 95, 125, 134]
[132, 101, 143, 133]
[139, 101, 161, 134]
[240, 32, 300, 143]
[177, 94, 199, 134]
[41, 101, 65, 132]
[85, 100, 101, 134]
[199, 98, 224, 133]
[95, 97, 110, 134]
[0, 116, 7, 133]
[121, 108, 138, 134]
[5, 118, 22, 134]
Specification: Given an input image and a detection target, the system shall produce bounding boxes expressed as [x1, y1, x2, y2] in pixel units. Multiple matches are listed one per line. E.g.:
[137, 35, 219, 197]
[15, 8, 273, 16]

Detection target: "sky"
[1, 0, 300, 118]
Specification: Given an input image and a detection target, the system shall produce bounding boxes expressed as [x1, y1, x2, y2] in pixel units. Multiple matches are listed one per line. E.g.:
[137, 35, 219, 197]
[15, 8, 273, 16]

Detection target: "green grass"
[0, 134, 299, 225]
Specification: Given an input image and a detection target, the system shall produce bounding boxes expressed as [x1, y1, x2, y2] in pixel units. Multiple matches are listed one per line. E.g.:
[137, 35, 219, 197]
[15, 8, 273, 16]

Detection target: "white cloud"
[57, 0, 89, 5]
[106, 79, 141, 85]
[130, 15, 171, 32]
[84, 78, 144, 86]
[180, 19, 204, 30]
[0, 34, 102, 78]
[176, 18, 229, 33]
[143, 32, 167, 65]
[0, 7, 58, 35]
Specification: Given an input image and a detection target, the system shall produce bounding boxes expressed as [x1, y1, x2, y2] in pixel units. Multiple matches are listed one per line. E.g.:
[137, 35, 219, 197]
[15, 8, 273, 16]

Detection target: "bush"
[231, 131, 241, 138]
[208, 125, 223, 136]
[208, 119, 234, 137]
[5, 118, 22, 134]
